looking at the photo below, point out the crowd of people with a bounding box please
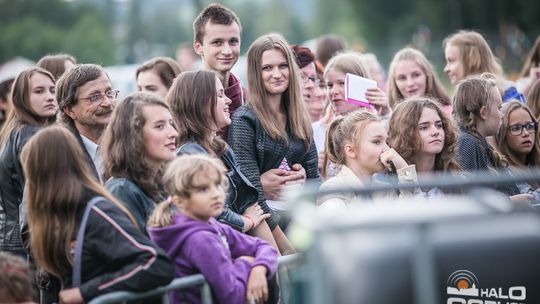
[0,2,540,304]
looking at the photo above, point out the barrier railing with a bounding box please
[88,253,302,304]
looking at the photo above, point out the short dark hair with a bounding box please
[193,3,242,44]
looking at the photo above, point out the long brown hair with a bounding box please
[167,70,226,156]
[246,33,313,147]
[21,126,134,278]
[389,97,460,172]
[0,68,56,147]
[387,47,450,108]
[101,92,173,200]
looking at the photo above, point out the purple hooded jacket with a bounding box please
[148,212,278,304]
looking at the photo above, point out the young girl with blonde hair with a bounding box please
[318,110,417,211]
[148,154,278,304]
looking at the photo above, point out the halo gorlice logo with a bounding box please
[446,270,527,304]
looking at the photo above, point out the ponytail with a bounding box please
[147,197,176,228]
[321,116,345,178]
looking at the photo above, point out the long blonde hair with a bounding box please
[246,33,313,147]
[387,47,450,108]
[21,126,135,278]
[443,30,504,81]
[148,154,228,228]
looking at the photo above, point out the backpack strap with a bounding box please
[72,196,106,287]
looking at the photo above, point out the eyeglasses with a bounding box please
[79,90,119,104]
[508,122,538,136]
[302,75,321,86]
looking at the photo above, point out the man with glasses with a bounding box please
[56,64,118,182]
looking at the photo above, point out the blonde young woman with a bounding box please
[228,33,319,255]
[387,48,451,112]
[318,110,416,211]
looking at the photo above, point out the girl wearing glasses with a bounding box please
[0,67,57,257]
[495,101,540,193]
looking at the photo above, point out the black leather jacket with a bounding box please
[0,125,40,253]
[177,142,260,231]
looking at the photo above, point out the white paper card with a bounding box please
[345,73,377,108]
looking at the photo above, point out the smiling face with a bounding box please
[505,108,536,159]
[394,59,427,98]
[66,72,115,130]
[195,21,240,73]
[28,72,57,119]
[213,76,231,129]
[137,70,169,99]
[417,107,445,156]
[261,48,290,95]
[142,105,178,166]
[326,68,358,115]
[444,44,464,85]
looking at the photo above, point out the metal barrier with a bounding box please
[88,253,302,304]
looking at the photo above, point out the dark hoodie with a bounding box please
[218,73,246,141]
[148,212,277,304]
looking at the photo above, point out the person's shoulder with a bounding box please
[177,141,207,156]
[234,104,254,117]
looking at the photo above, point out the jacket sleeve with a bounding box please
[303,137,321,181]
[185,231,253,303]
[228,108,280,230]
[178,143,246,231]
[79,203,174,301]
[221,222,278,278]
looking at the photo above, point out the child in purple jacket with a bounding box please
[148,154,278,304]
